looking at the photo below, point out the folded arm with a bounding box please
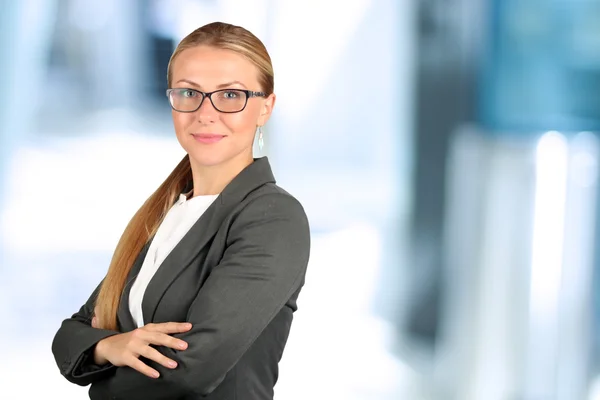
[94,193,310,399]
[51,281,120,386]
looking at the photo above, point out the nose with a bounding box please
[196,95,219,123]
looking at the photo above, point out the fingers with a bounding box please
[139,345,179,370]
[144,322,192,334]
[130,328,188,352]
[128,356,161,379]
[107,322,192,378]
[144,330,188,351]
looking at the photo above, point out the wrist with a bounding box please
[93,338,109,366]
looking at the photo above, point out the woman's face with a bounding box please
[169,45,275,168]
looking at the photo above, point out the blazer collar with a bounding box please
[117,156,276,330]
[182,156,275,204]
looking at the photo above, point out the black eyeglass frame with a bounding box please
[165,88,267,113]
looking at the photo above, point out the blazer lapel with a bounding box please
[140,157,276,325]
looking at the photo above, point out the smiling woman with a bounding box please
[168,43,275,171]
[51,22,310,400]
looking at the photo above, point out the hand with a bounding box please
[93,322,192,379]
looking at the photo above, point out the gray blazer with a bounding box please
[51,157,311,400]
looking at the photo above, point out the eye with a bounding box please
[177,89,198,98]
[222,90,240,99]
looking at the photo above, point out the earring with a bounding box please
[258,126,264,152]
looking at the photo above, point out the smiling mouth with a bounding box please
[191,133,226,144]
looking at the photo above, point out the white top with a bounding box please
[129,192,219,328]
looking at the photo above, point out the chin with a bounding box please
[188,151,230,167]
[183,139,254,169]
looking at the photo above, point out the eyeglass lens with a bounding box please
[169,89,248,112]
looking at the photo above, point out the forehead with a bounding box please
[171,46,260,89]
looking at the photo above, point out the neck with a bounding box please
[189,152,254,197]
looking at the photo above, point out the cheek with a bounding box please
[172,111,195,135]
[221,109,260,135]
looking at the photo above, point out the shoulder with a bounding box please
[222,183,311,264]
[241,183,307,217]
[228,183,310,235]
[246,182,299,200]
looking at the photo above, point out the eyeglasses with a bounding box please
[166,88,266,113]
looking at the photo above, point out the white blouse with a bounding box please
[128,192,219,328]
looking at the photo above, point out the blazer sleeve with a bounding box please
[51,280,121,386]
[94,192,311,399]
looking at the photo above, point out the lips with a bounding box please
[191,133,226,144]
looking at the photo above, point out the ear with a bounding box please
[257,93,276,126]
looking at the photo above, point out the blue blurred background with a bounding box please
[1,0,600,399]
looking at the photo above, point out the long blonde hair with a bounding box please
[94,22,274,330]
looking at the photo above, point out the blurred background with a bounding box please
[1,0,599,399]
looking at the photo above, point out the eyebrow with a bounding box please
[175,79,248,89]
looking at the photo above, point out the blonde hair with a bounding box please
[168,22,274,94]
[94,22,274,330]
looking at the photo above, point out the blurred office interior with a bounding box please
[1,0,599,399]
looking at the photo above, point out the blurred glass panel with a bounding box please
[479,0,600,133]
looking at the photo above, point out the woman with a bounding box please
[51,22,311,400]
